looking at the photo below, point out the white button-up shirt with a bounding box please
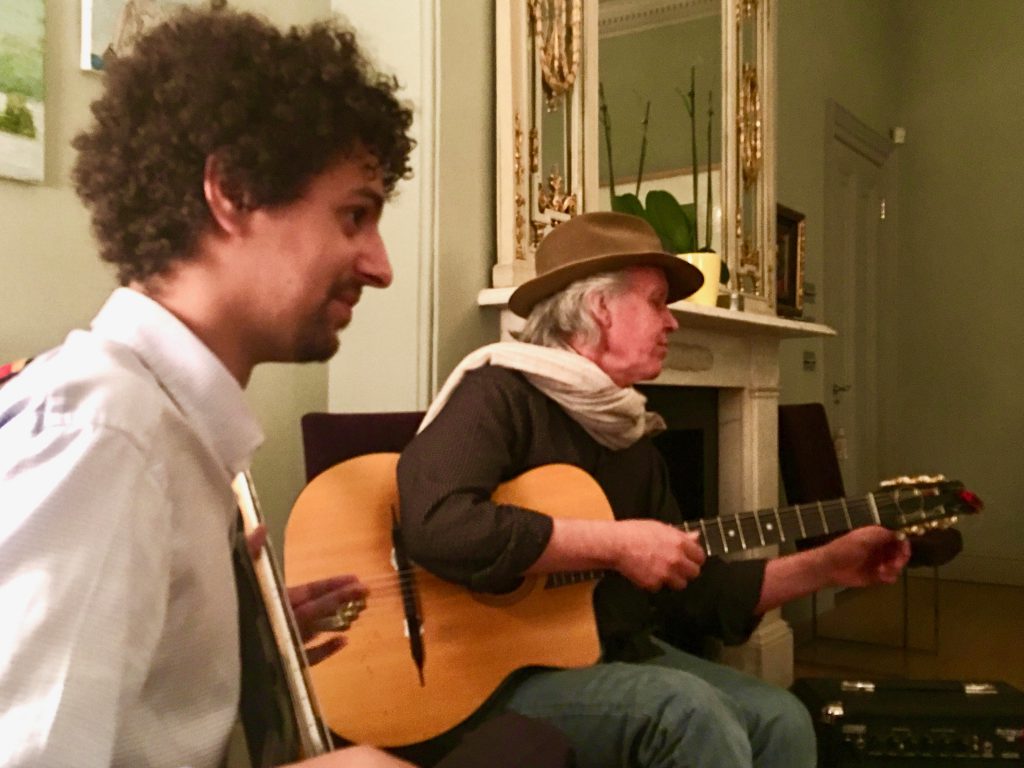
[0,288,264,767]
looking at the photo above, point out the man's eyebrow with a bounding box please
[348,186,385,211]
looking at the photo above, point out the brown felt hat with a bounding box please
[508,212,704,318]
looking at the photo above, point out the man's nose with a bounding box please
[664,306,679,330]
[360,230,393,288]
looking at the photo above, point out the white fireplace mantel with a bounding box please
[478,286,834,341]
[479,288,834,686]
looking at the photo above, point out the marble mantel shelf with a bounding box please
[478,287,835,340]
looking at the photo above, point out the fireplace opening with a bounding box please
[637,385,718,521]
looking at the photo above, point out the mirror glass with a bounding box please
[597,4,723,255]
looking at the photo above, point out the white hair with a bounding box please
[516,269,633,349]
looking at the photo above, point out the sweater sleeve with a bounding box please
[397,368,554,593]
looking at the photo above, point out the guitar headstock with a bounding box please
[874,474,984,534]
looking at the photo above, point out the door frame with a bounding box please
[823,100,899,492]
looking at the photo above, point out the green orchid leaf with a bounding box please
[644,190,696,253]
[719,259,730,285]
[610,192,645,218]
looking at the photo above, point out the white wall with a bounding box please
[326,1,437,413]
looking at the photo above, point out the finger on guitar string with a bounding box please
[613,520,705,592]
[288,573,367,607]
[289,575,369,641]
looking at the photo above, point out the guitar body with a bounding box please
[284,453,605,747]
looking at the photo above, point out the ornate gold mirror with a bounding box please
[493,0,598,288]
[495,0,776,313]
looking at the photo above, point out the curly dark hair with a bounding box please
[72,8,414,284]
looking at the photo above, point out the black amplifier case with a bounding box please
[791,678,1024,765]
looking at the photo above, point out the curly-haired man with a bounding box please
[0,8,420,767]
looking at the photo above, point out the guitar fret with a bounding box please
[866,493,881,525]
[698,519,711,555]
[738,513,763,551]
[774,508,785,543]
[733,515,748,550]
[821,500,841,534]
[759,509,779,545]
[840,497,853,529]
[754,511,766,547]
[817,500,829,533]
[717,517,729,554]
[795,504,808,539]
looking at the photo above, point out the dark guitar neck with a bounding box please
[546,490,890,589]
[682,493,882,557]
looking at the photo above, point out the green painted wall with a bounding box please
[776,0,902,407]
[776,0,1023,583]
[890,0,1024,584]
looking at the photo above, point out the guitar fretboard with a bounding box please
[544,487,943,590]
[682,494,880,557]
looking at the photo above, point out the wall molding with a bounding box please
[598,0,717,38]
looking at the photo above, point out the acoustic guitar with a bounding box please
[284,453,982,748]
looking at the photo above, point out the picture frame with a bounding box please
[0,0,45,183]
[80,0,222,72]
[775,203,806,318]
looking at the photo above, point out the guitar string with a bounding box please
[297,487,951,612]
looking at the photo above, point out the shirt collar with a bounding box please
[91,287,264,476]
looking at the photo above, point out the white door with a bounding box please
[822,102,897,496]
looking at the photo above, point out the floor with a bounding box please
[792,577,1024,691]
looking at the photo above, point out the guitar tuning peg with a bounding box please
[880,475,911,487]
[880,473,948,488]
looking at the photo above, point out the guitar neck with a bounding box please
[681,493,883,557]
[545,492,883,589]
[233,471,333,758]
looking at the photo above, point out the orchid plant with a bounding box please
[601,67,728,283]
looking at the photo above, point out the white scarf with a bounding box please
[419,342,665,450]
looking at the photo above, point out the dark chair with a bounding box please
[300,410,424,483]
[778,403,962,651]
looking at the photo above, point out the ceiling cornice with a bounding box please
[598,0,719,38]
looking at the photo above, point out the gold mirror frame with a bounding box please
[725,0,776,312]
[493,0,599,288]
[495,0,776,313]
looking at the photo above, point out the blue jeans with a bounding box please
[495,638,816,768]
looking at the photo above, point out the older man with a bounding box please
[397,211,911,767]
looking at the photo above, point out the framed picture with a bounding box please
[80,0,221,72]
[0,0,45,183]
[776,203,806,318]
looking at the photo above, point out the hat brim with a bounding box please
[508,251,706,318]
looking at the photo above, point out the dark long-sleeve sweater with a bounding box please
[397,365,766,660]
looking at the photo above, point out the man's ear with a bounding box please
[203,155,250,235]
[588,290,613,331]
